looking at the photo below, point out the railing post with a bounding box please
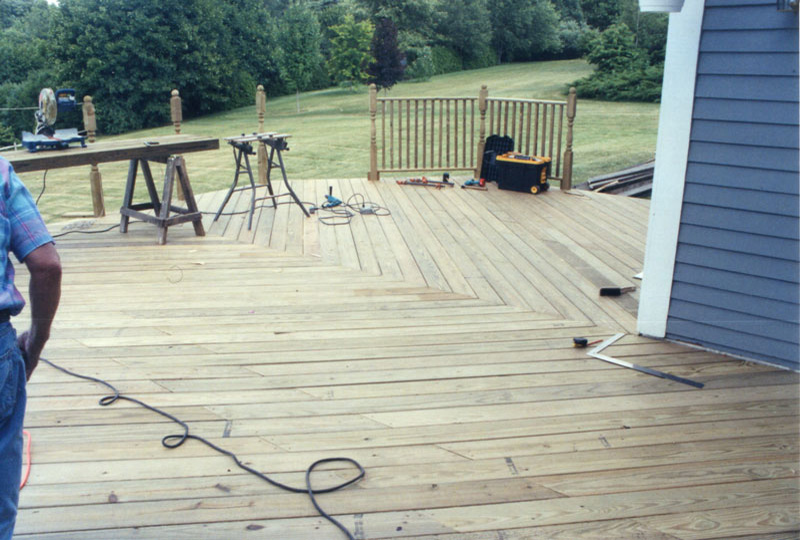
[170,89,185,199]
[474,85,488,181]
[170,89,182,134]
[561,87,576,191]
[82,95,105,217]
[256,85,267,185]
[368,84,379,181]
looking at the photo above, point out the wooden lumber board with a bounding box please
[435,185,564,313]
[359,177,429,286]
[309,178,340,265]
[477,189,639,331]
[441,183,597,321]
[16,477,798,538]
[394,182,486,298]
[451,187,622,325]
[6,135,220,173]
[377,182,455,292]
[298,180,322,258]
[332,178,381,274]
[23,429,796,489]
[261,394,798,452]
[351,177,410,281]
[358,384,798,429]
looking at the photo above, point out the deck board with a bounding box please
[14,178,799,539]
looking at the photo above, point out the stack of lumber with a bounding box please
[577,159,654,198]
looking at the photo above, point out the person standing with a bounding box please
[0,156,61,540]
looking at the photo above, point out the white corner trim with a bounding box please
[637,0,705,338]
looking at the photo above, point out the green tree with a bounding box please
[551,0,584,23]
[0,0,60,139]
[580,0,622,30]
[278,2,324,112]
[327,14,374,88]
[367,18,405,92]
[54,0,251,133]
[490,0,561,63]
[574,22,663,102]
[433,0,491,66]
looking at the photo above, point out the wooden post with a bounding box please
[561,87,576,191]
[474,85,488,181]
[170,89,185,200]
[368,84,379,181]
[82,95,105,217]
[256,85,267,185]
[170,89,182,134]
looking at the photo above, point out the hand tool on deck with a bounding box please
[572,337,603,348]
[322,186,343,208]
[397,176,454,188]
[599,286,636,297]
[588,334,704,389]
[461,178,487,190]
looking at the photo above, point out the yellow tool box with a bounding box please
[496,152,551,194]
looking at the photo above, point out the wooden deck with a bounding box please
[16,177,799,539]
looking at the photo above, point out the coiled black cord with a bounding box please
[39,357,366,539]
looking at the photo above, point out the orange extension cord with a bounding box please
[20,429,31,489]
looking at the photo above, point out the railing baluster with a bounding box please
[556,104,564,177]
[462,99,467,168]
[470,99,475,168]
[548,104,555,161]
[406,100,411,168]
[525,102,532,156]
[389,100,394,169]
[540,103,547,157]
[511,101,517,143]
[438,99,443,168]
[414,100,419,169]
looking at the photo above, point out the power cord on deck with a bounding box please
[38,356,366,539]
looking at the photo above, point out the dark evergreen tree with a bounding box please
[367,18,405,92]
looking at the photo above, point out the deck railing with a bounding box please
[368,84,576,189]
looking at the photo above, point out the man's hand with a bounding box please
[17,330,37,381]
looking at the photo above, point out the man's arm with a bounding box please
[19,242,61,380]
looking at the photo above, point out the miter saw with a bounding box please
[21,88,86,152]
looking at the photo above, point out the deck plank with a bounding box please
[15,177,798,540]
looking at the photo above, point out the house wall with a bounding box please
[665,0,799,369]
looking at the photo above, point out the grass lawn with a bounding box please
[14,59,660,222]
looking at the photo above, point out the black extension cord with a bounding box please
[38,357,366,539]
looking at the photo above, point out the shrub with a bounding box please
[431,46,462,75]
[404,46,435,81]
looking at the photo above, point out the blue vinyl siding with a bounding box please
[665,1,800,370]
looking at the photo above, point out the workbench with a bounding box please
[214,132,309,230]
[4,134,219,216]
[4,135,219,244]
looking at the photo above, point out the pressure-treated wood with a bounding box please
[15,178,799,539]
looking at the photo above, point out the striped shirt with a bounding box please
[0,157,54,316]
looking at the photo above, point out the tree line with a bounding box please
[0,0,666,143]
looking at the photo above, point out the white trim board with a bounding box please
[637,0,705,338]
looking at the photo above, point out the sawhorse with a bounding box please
[214,132,309,230]
[119,155,205,245]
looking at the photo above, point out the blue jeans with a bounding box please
[0,323,24,540]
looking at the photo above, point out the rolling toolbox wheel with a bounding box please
[530,185,540,195]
